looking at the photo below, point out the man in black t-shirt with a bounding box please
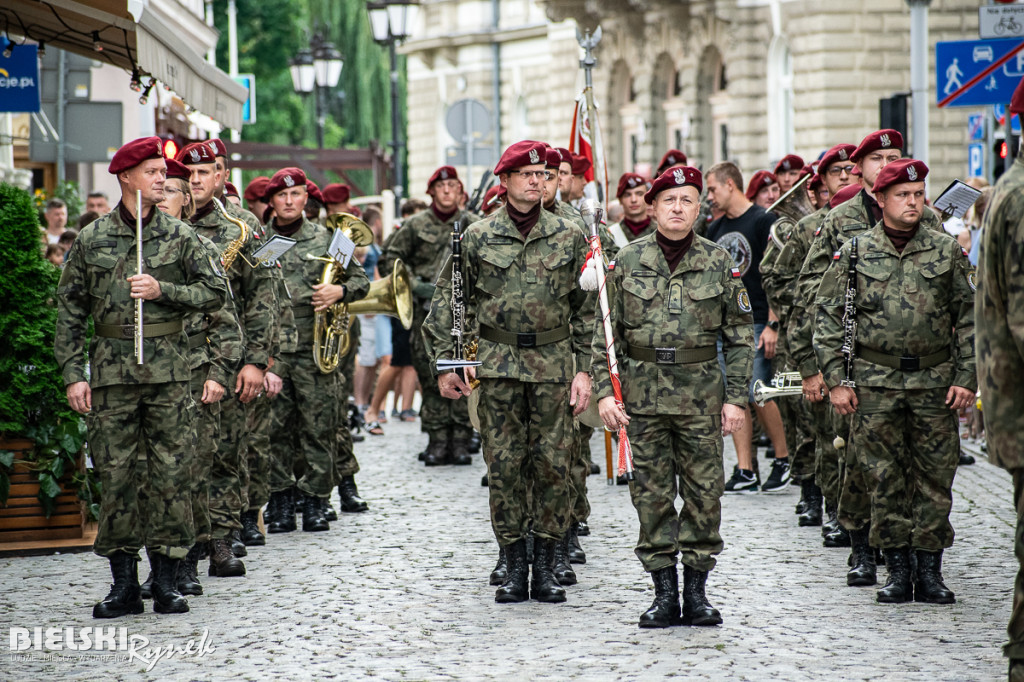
[705,162,791,494]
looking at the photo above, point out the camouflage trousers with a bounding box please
[1006,470,1024,660]
[243,394,272,512]
[849,386,958,550]
[627,413,725,573]
[209,368,248,539]
[189,366,220,544]
[88,382,195,560]
[782,397,816,482]
[268,350,339,498]
[334,336,360,479]
[412,308,473,441]
[478,378,573,544]
[570,425,592,523]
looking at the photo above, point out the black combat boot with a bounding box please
[177,544,204,596]
[795,479,809,515]
[525,531,535,563]
[489,546,508,586]
[468,431,482,454]
[423,435,450,466]
[240,509,266,546]
[821,500,839,538]
[302,494,330,532]
[338,475,369,512]
[638,565,681,628]
[552,532,577,586]
[589,460,600,475]
[530,538,567,603]
[323,498,339,522]
[823,517,851,548]
[266,490,296,533]
[567,524,586,564]
[681,565,722,626]
[93,552,144,619]
[797,481,823,527]
[846,528,877,587]
[914,549,955,604]
[150,552,189,614]
[208,538,246,577]
[450,437,472,466]
[139,548,154,599]
[481,473,489,487]
[230,530,248,557]
[575,520,590,537]
[877,547,913,603]
[495,540,529,603]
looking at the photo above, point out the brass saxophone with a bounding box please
[211,197,250,271]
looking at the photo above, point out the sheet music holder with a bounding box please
[251,235,297,265]
[933,180,983,220]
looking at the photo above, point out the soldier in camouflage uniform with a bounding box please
[261,167,369,534]
[815,159,975,605]
[380,166,479,466]
[595,165,753,629]
[425,140,594,605]
[177,142,281,577]
[975,88,1024,678]
[56,137,227,617]
[599,173,657,260]
[767,144,856,527]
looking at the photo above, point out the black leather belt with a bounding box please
[856,345,951,371]
[187,332,208,350]
[94,320,183,339]
[626,344,718,364]
[479,324,571,349]
[291,306,315,319]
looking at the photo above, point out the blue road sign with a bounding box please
[969,143,985,178]
[936,38,1024,108]
[968,113,986,140]
[993,103,1022,134]
[233,74,256,124]
[0,39,40,113]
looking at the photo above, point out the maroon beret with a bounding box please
[224,181,240,198]
[871,158,928,194]
[657,149,688,174]
[829,183,862,209]
[616,173,648,198]
[494,140,548,175]
[809,173,824,191]
[644,165,703,204]
[322,183,351,204]
[745,170,778,200]
[108,136,164,175]
[207,138,228,157]
[1012,76,1024,116]
[243,176,270,202]
[818,144,857,173]
[545,148,564,169]
[427,166,459,191]
[176,142,216,166]
[851,129,903,163]
[305,180,325,205]
[555,148,573,166]
[773,154,804,174]
[164,158,192,182]
[264,167,307,200]
[571,154,591,176]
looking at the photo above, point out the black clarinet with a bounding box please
[436,221,481,377]
[839,237,858,388]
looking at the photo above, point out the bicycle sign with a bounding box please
[980,5,1024,40]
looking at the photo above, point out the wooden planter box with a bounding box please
[0,438,86,544]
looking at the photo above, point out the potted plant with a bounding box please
[0,182,99,543]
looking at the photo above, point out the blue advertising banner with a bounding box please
[0,39,40,113]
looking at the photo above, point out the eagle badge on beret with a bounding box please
[529,149,540,164]
[880,133,892,148]
[189,148,201,163]
[284,175,295,187]
[907,165,918,181]
[674,168,685,185]
[838,149,848,160]
[440,169,449,179]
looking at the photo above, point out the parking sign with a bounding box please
[968,143,985,178]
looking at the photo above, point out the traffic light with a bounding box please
[993,134,1019,180]
[162,137,178,160]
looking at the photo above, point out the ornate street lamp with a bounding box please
[290,35,344,149]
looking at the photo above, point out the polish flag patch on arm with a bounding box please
[731,267,742,278]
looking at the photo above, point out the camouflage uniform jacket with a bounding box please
[191,203,281,369]
[265,217,370,377]
[185,233,243,388]
[760,206,827,324]
[379,207,481,305]
[56,205,227,388]
[976,155,1024,470]
[592,233,754,416]
[790,189,941,378]
[598,218,658,261]
[814,221,976,392]
[425,205,594,383]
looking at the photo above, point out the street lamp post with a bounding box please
[368,1,419,212]
[289,33,344,149]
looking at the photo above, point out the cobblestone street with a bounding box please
[0,420,1015,681]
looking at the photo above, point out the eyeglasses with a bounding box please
[827,164,856,177]
[509,170,552,181]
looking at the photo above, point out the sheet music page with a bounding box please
[251,235,297,264]
[933,180,982,220]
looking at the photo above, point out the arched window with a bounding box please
[767,35,794,160]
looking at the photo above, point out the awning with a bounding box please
[0,0,247,129]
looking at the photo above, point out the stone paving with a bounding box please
[0,419,1015,681]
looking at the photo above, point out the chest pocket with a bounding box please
[84,241,122,298]
[144,241,180,280]
[477,247,517,297]
[855,255,892,311]
[688,281,724,330]
[918,258,951,307]
[540,248,575,297]
[621,275,658,327]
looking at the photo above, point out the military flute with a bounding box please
[134,189,144,364]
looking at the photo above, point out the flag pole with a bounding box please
[578,27,608,208]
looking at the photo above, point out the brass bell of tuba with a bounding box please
[346,258,415,330]
[313,213,375,374]
[766,173,816,249]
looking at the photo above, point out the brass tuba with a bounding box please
[313,213,375,374]
[346,258,415,330]
[767,174,815,249]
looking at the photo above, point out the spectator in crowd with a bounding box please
[42,198,68,245]
[85,192,111,215]
[57,229,79,265]
[45,243,65,267]
[77,211,99,230]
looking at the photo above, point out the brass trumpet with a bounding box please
[752,371,804,406]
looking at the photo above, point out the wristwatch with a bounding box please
[250,362,268,371]
[767,320,780,332]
